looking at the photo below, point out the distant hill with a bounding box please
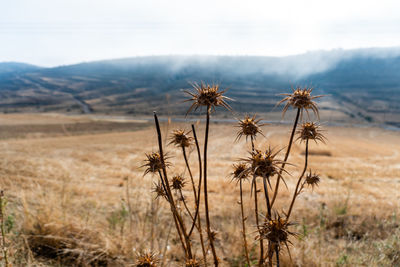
[0,48,399,126]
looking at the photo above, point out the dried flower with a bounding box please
[305,171,321,189]
[136,251,159,267]
[152,181,167,200]
[184,82,232,114]
[169,129,193,148]
[296,122,326,144]
[142,152,168,176]
[236,114,265,141]
[230,163,250,183]
[278,86,323,118]
[257,213,296,248]
[185,258,201,267]
[244,148,286,178]
[171,175,186,190]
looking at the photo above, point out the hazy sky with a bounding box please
[2,0,400,66]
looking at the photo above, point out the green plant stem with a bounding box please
[270,108,301,208]
[287,138,309,220]
[203,106,219,266]
[239,179,251,266]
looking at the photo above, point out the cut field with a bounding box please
[0,113,399,266]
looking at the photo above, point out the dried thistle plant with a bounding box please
[142,152,169,176]
[135,251,159,267]
[169,129,193,148]
[171,175,186,190]
[305,171,321,190]
[184,82,232,114]
[296,122,326,144]
[236,114,265,142]
[278,86,323,119]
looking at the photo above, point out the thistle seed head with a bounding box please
[152,182,167,200]
[135,251,159,267]
[236,114,265,141]
[278,86,323,118]
[143,152,168,176]
[245,148,285,178]
[258,213,295,246]
[184,82,232,114]
[230,163,250,183]
[305,171,321,189]
[296,122,326,144]
[169,129,193,148]
[185,258,201,267]
[171,175,186,190]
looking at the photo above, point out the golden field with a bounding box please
[0,113,399,266]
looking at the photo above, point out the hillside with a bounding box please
[0,48,399,126]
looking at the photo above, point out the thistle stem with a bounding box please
[251,137,264,267]
[271,108,301,208]
[275,246,280,267]
[262,175,272,219]
[239,179,251,266]
[154,112,193,259]
[204,106,219,266]
[190,125,208,266]
[287,138,309,220]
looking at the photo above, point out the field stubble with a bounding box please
[0,114,399,266]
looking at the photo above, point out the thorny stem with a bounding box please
[262,175,272,219]
[158,171,186,254]
[275,246,280,267]
[239,180,251,266]
[190,124,208,266]
[271,108,301,208]
[154,113,193,259]
[0,191,9,267]
[204,106,219,266]
[182,146,198,203]
[179,189,195,221]
[287,138,309,220]
[251,137,264,267]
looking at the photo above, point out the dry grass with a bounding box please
[0,114,399,266]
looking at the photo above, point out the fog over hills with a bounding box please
[0,47,399,126]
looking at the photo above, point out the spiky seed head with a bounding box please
[135,251,159,267]
[258,213,296,247]
[171,175,186,190]
[236,114,265,141]
[278,86,323,118]
[152,182,166,200]
[169,129,193,148]
[231,163,250,183]
[143,152,167,176]
[245,148,284,178]
[305,171,321,189]
[209,229,218,242]
[296,122,326,144]
[184,82,232,114]
[185,258,201,267]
